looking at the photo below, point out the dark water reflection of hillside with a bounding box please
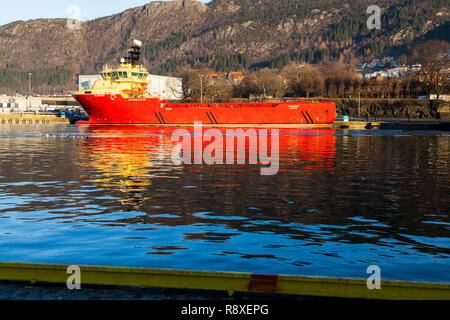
[0,126,448,282]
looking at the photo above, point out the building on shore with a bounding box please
[430,94,450,101]
[147,74,182,100]
[77,74,183,100]
[0,94,82,113]
[78,75,102,92]
[227,72,245,85]
[0,94,41,113]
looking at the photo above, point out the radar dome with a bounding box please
[133,40,142,48]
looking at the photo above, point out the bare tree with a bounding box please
[255,68,287,98]
[234,74,260,98]
[320,62,359,98]
[178,66,232,102]
[410,40,450,100]
[282,63,323,97]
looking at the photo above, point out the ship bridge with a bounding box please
[100,64,150,84]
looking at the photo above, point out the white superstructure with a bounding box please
[78,74,182,100]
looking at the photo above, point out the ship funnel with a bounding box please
[133,40,142,48]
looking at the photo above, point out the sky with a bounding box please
[0,0,210,27]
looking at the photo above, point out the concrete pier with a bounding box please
[333,120,450,131]
[0,113,70,125]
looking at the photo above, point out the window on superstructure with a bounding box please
[123,72,128,78]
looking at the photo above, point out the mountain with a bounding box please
[0,0,448,92]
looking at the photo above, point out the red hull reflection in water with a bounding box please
[79,126,336,204]
[80,125,336,165]
[277,129,336,172]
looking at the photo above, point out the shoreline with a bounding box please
[1,114,449,131]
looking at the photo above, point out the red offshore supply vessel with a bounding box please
[73,40,336,125]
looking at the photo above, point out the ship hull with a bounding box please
[73,94,336,125]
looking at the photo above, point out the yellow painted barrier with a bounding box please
[0,262,449,300]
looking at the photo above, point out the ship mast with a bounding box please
[125,40,143,66]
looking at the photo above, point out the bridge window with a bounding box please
[137,73,148,80]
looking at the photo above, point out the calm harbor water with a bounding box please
[0,125,449,283]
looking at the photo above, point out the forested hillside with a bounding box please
[0,0,448,93]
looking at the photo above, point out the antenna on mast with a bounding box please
[126,40,143,65]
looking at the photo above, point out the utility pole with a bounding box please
[199,74,204,103]
[358,91,361,118]
[28,73,32,109]
[358,77,362,119]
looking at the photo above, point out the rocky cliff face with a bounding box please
[0,0,448,91]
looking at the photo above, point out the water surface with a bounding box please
[0,125,448,282]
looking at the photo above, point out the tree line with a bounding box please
[178,40,449,102]
[0,65,72,94]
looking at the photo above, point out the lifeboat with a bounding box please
[122,84,147,96]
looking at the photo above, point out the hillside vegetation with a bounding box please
[0,0,448,93]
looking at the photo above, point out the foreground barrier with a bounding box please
[0,262,449,300]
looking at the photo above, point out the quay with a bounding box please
[0,113,70,125]
[0,262,449,300]
[1,114,449,130]
[0,94,83,125]
[333,119,450,131]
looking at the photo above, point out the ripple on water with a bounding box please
[0,126,448,282]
